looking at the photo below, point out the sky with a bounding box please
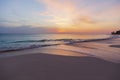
[0,0,120,34]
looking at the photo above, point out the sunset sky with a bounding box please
[0,0,120,34]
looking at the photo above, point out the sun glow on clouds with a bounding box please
[0,0,120,34]
[38,0,79,27]
[37,0,120,33]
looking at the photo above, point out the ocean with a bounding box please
[0,34,120,63]
[0,34,110,52]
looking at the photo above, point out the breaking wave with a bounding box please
[0,35,119,53]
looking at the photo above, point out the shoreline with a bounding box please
[0,35,119,54]
[0,36,120,80]
[0,37,120,63]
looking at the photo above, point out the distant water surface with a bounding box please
[0,34,110,52]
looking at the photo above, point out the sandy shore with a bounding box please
[0,53,120,80]
[0,37,120,80]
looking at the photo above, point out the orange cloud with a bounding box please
[36,0,120,34]
[38,0,83,27]
[38,0,98,27]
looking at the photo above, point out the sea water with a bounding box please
[0,34,120,63]
[0,34,109,52]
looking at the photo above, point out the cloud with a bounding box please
[95,3,120,19]
[37,0,98,27]
[1,0,119,34]
[0,25,58,34]
[73,16,96,26]
[37,0,80,26]
[40,0,77,13]
[36,0,120,34]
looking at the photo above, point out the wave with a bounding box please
[12,39,80,43]
[11,35,119,43]
[0,44,60,53]
[0,35,119,53]
[66,35,120,44]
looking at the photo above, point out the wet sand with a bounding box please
[110,45,120,48]
[0,53,120,80]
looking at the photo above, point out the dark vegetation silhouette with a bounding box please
[111,30,120,35]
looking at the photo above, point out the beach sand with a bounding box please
[0,53,120,80]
